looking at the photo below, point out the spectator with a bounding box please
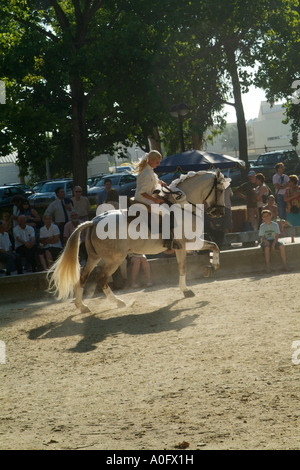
[255,173,271,224]
[38,214,62,270]
[13,215,38,272]
[128,253,152,288]
[258,209,288,273]
[44,187,73,242]
[0,220,23,275]
[20,199,41,238]
[71,186,91,221]
[63,210,87,263]
[97,178,113,205]
[272,162,289,219]
[223,185,233,233]
[11,195,25,228]
[262,195,278,219]
[235,170,258,230]
[1,211,13,246]
[284,175,300,243]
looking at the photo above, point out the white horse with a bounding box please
[48,169,230,312]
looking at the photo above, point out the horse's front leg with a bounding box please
[175,248,195,298]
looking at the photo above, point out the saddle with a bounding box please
[127,197,181,250]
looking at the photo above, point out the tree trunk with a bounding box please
[224,44,249,169]
[190,117,203,150]
[71,75,88,195]
[148,126,163,154]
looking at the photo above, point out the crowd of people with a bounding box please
[0,185,90,277]
[235,161,300,271]
[1,157,299,279]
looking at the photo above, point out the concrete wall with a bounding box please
[1,243,299,302]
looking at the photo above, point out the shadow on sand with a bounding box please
[28,298,209,353]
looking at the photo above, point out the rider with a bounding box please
[134,150,181,250]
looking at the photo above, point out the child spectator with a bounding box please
[258,210,288,273]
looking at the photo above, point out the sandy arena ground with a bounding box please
[0,271,300,450]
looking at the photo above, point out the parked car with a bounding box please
[28,179,73,208]
[250,150,300,181]
[87,174,104,189]
[88,173,137,202]
[110,165,134,174]
[0,185,26,209]
[31,180,51,193]
[5,183,35,197]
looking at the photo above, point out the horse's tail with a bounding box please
[47,221,94,300]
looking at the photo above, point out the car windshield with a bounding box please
[40,182,66,193]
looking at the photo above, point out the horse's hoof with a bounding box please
[116,299,126,308]
[78,304,90,313]
[204,265,213,277]
[183,289,195,298]
[213,263,220,270]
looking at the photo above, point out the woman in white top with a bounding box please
[134,150,180,249]
[134,150,166,205]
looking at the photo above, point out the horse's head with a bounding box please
[166,169,231,217]
[203,169,231,218]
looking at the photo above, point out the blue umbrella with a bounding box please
[155,149,245,173]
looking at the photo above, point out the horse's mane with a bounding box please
[168,169,217,191]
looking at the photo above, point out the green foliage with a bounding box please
[0,0,299,186]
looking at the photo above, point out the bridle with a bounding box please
[161,174,225,216]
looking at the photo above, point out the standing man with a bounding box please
[71,186,90,221]
[45,187,73,242]
[97,178,113,206]
[235,170,258,230]
[272,162,289,220]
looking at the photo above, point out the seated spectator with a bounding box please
[71,186,91,221]
[20,199,41,238]
[0,220,23,275]
[1,211,14,246]
[38,215,62,270]
[258,209,288,273]
[11,195,25,228]
[13,215,38,272]
[128,253,152,288]
[63,210,87,263]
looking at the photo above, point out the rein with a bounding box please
[161,174,222,213]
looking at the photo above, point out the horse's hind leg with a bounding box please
[96,256,127,308]
[74,256,100,313]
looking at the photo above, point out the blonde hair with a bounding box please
[137,150,162,174]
